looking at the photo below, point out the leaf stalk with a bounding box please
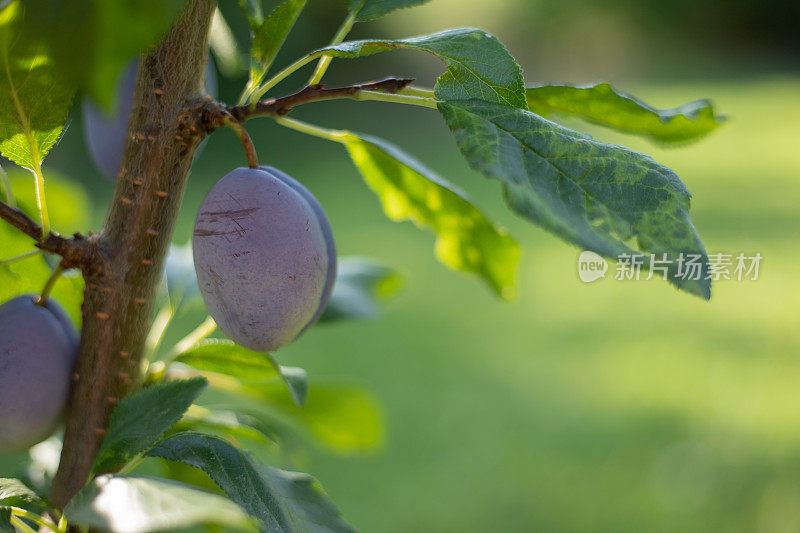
[308,11,357,85]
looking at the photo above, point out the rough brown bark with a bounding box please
[50,0,216,510]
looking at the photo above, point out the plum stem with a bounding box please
[223,115,259,168]
[38,263,65,305]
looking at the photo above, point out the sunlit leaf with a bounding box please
[93,378,208,474]
[320,257,403,322]
[439,99,711,299]
[176,406,278,449]
[0,478,44,509]
[342,133,519,298]
[65,475,255,533]
[525,83,725,145]
[319,28,526,108]
[0,1,73,170]
[251,383,384,454]
[174,339,307,406]
[250,0,306,79]
[22,0,187,108]
[237,0,264,27]
[167,362,384,454]
[146,432,355,532]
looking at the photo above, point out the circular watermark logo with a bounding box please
[577,251,608,283]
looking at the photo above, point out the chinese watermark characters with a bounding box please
[577,252,762,283]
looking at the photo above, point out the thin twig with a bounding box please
[0,199,102,273]
[190,77,415,137]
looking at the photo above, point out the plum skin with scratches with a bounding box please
[192,167,335,352]
[0,295,78,451]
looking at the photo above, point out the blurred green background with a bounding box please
[5,0,800,531]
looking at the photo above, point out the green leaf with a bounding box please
[22,0,187,108]
[65,475,255,533]
[167,366,384,454]
[320,257,403,322]
[439,99,711,299]
[175,339,307,406]
[251,383,384,454]
[0,2,74,171]
[342,133,519,298]
[320,28,526,108]
[525,83,725,145]
[0,478,43,509]
[93,378,208,474]
[237,0,264,27]
[194,371,384,454]
[347,0,431,21]
[250,0,306,80]
[176,406,279,449]
[146,432,355,532]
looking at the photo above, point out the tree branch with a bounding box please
[0,200,104,273]
[50,0,216,510]
[187,77,414,136]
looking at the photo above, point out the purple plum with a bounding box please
[260,166,336,330]
[192,167,331,351]
[0,295,78,451]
